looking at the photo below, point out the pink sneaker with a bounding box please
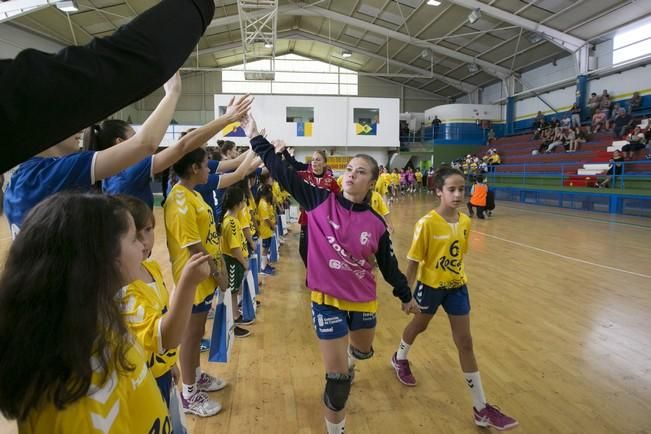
[474,404,519,431]
[391,352,416,386]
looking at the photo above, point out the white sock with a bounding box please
[396,339,411,360]
[195,367,202,383]
[347,348,355,369]
[261,253,268,270]
[325,418,345,434]
[182,383,196,399]
[464,371,487,411]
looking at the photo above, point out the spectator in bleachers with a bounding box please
[628,91,642,114]
[611,107,633,138]
[570,103,582,128]
[600,90,611,111]
[561,114,571,129]
[596,150,624,188]
[486,128,496,146]
[606,103,622,130]
[567,126,588,152]
[591,110,608,133]
[545,127,569,153]
[622,126,647,159]
[588,92,600,115]
[534,111,545,129]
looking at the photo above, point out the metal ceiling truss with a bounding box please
[237,0,278,77]
[0,0,61,24]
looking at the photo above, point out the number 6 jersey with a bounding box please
[407,210,471,290]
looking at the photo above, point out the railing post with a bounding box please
[561,164,564,187]
[620,162,625,190]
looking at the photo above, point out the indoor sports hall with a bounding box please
[1,1,650,433]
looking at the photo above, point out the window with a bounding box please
[221,54,358,95]
[612,17,651,65]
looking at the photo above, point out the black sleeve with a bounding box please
[0,0,215,172]
[375,231,412,303]
[251,135,328,211]
[282,149,309,171]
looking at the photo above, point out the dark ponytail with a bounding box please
[83,119,131,152]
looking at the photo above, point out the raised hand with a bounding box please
[163,71,182,96]
[225,94,253,123]
[240,114,260,139]
[272,139,287,154]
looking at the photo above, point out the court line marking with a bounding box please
[473,230,651,279]
[500,204,651,230]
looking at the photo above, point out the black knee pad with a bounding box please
[323,372,352,412]
[349,345,374,361]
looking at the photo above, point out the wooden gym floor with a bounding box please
[1,194,650,434]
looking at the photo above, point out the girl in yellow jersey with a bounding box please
[117,195,211,432]
[370,190,394,233]
[221,186,253,338]
[164,148,227,418]
[256,184,276,275]
[0,193,169,433]
[391,167,518,431]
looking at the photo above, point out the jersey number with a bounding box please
[449,240,460,257]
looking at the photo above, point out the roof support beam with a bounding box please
[446,0,586,53]
[207,3,512,79]
[0,0,60,23]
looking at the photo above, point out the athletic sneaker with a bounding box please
[234,326,251,338]
[473,404,519,431]
[199,338,210,352]
[181,391,221,417]
[234,316,255,326]
[197,372,227,392]
[391,352,416,386]
[260,266,275,276]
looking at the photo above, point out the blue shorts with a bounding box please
[413,282,470,316]
[191,291,214,314]
[311,302,376,340]
[262,237,272,249]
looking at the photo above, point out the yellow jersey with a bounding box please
[222,213,248,259]
[336,175,344,188]
[407,210,471,289]
[164,183,220,305]
[375,173,390,195]
[272,181,283,205]
[120,260,177,379]
[370,191,389,217]
[237,205,251,231]
[247,195,258,236]
[415,171,423,182]
[256,198,274,239]
[391,173,400,186]
[19,344,169,434]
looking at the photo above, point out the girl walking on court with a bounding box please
[242,114,418,434]
[391,167,518,431]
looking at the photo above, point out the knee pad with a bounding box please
[323,372,352,412]
[348,345,374,361]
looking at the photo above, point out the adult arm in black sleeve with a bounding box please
[251,135,328,211]
[282,149,309,171]
[0,0,215,172]
[375,231,412,303]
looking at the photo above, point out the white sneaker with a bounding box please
[181,391,221,417]
[197,372,227,392]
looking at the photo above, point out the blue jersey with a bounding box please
[103,156,154,208]
[194,160,223,223]
[3,152,96,238]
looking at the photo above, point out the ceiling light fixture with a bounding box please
[264,42,273,48]
[56,0,78,12]
[467,63,479,73]
[427,0,442,5]
[467,8,481,25]
[527,32,544,44]
[342,49,352,58]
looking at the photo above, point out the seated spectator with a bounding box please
[545,127,568,153]
[488,150,501,165]
[588,92,600,115]
[597,150,624,188]
[600,89,611,110]
[622,126,647,159]
[570,103,582,128]
[535,127,554,153]
[486,128,496,146]
[567,126,588,152]
[607,103,622,130]
[561,115,572,129]
[534,111,545,129]
[628,91,641,114]
[592,110,608,133]
[612,108,633,138]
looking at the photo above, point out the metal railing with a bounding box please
[400,124,490,146]
[483,159,651,191]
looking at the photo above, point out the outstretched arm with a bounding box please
[0,0,215,172]
[242,115,328,211]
